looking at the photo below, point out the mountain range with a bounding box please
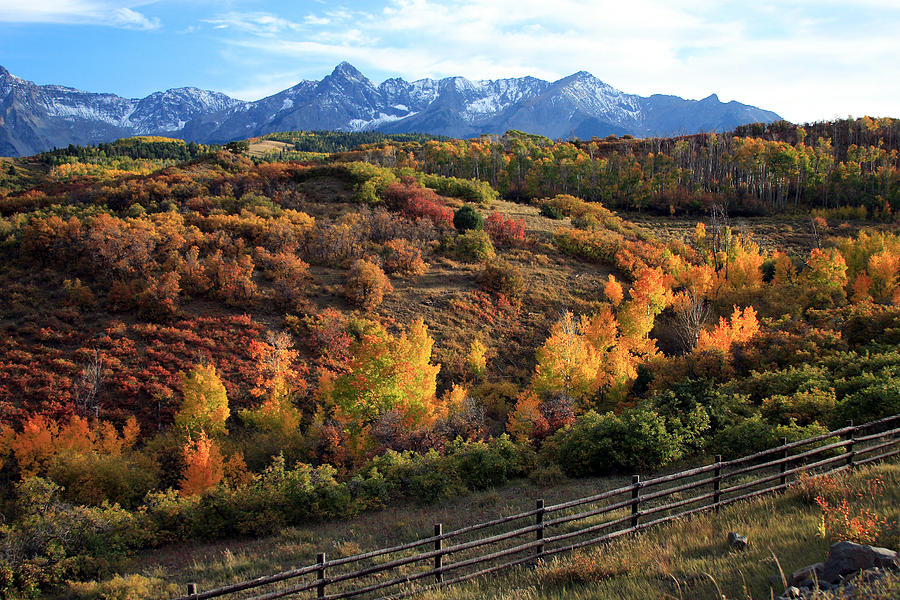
[0,62,781,157]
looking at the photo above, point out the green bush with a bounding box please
[773,420,831,445]
[455,229,495,262]
[446,435,533,490]
[835,369,900,425]
[342,162,399,203]
[420,174,497,205]
[739,365,831,404]
[171,458,356,540]
[711,414,776,459]
[453,205,484,232]
[363,436,532,502]
[571,214,601,230]
[0,478,143,598]
[761,388,837,426]
[369,450,464,502]
[539,203,564,219]
[543,411,625,477]
[545,406,704,477]
[613,407,697,471]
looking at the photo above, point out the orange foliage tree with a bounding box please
[507,390,549,442]
[696,305,760,354]
[240,331,305,437]
[382,239,428,278]
[0,414,140,479]
[771,251,797,287]
[603,274,623,306]
[180,430,225,496]
[725,234,764,289]
[867,251,898,302]
[466,338,488,379]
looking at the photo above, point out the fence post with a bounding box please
[186,583,197,597]
[316,552,326,599]
[779,437,789,489]
[434,523,443,583]
[713,455,722,513]
[631,475,641,529]
[535,499,545,559]
[847,420,855,468]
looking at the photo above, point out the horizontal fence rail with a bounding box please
[173,414,900,600]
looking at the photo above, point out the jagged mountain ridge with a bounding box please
[0,65,241,156]
[0,62,780,156]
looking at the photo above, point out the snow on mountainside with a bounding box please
[0,65,243,156]
[0,62,781,156]
[128,88,241,132]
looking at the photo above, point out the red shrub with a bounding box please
[485,211,525,247]
[386,181,454,230]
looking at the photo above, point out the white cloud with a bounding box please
[0,1,160,30]
[205,0,900,121]
[110,7,158,29]
[204,12,301,36]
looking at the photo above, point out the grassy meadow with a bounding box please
[90,461,900,600]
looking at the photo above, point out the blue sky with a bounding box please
[1,0,898,123]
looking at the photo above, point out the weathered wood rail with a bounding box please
[174,414,899,600]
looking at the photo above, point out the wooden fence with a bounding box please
[175,414,899,600]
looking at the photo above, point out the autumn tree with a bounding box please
[532,312,601,401]
[136,271,181,320]
[467,338,488,378]
[629,267,674,316]
[851,273,874,303]
[801,248,848,292]
[603,274,623,306]
[240,331,304,437]
[507,390,549,442]
[381,239,427,278]
[867,250,898,302]
[344,258,393,311]
[725,234,764,289]
[696,305,760,354]
[175,363,230,437]
[87,213,157,281]
[255,247,311,309]
[180,430,225,496]
[320,318,441,430]
[0,415,148,505]
[771,251,797,287]
[535,273,670,409]
[581,306,649,406]
[3,414,57,477]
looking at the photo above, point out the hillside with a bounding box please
[0,127,899,598]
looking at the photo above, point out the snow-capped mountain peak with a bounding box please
[0,63,781,157]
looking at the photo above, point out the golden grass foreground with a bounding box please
[417,462,899,600]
